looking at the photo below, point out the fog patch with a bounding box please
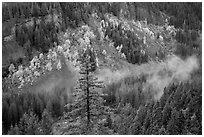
[97,55,199,100]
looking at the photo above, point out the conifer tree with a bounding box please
[66,51,112,134]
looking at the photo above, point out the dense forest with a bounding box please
[2,2,202,135]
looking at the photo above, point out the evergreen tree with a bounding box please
[40,109,54,134]
[167,108,181,134]
[66,53,112,134]
[8,111,42,135]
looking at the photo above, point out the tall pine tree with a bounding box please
[66,51,112,134]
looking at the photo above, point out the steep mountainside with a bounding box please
[2,2,202,135]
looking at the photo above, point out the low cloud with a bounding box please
[97,55,199,100]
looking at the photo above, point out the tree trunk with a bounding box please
[86,66,90,128]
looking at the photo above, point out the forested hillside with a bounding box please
[2,2,202,135]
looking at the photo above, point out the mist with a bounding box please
[23,57,78,102]
[97,55,199,100]
[24,54,199,101]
